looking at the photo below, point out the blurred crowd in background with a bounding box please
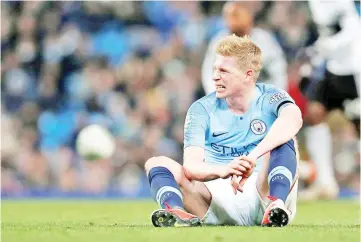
[1,1,359,198]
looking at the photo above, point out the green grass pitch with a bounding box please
[1,200,360,242]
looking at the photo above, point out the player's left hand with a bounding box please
[231,156,256,194]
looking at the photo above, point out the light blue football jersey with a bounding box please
[184,83,295,172]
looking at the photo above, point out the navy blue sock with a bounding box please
[268,139,297,203]
[148,166,184,209]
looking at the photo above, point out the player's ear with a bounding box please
[245,69,254,82]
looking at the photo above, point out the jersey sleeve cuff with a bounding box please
[276,100,295,116]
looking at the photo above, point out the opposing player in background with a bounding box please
[202,2,288,93]
[299,0,360,200]
[145,35,303,227]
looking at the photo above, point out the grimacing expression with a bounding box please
[213,55,253,98]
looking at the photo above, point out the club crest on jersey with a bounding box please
[250,119,267,135]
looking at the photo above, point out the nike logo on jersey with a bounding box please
[212,132,228,137]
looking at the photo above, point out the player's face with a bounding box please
[213,55,254,98]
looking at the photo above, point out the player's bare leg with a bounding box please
[144,156,212,227]
[256,138,299,227]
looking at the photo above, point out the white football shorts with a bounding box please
[201,172,298,226]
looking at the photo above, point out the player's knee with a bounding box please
[305,102,327,125]
[271,140,296,159]
[144,156,185,185]
[144,156,178,174]
[145,156,165,173]
[269,140,297,177]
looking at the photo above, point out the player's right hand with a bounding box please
[218,157,252,179]
[231,156,257,194]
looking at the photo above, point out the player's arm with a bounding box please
[182,103,245,182]
[248,93,303,160]
[248,104,302,160]
[184,148,246,182]
[233,90,302,193]
[184,146,233,181]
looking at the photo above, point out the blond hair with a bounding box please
[215,35,263,78]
